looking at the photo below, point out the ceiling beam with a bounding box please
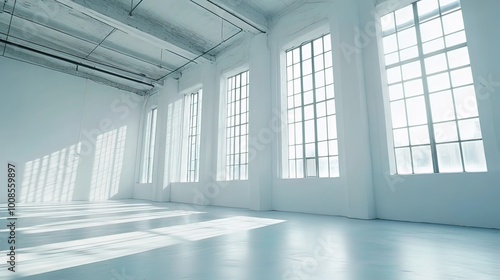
[56,0,215,62]
[190,0,268,34]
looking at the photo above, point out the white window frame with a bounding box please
[140,106,157,183]
[379,0,487,175]
[217,69,250,181]
[180,90,203,183]
[282,32,340,179]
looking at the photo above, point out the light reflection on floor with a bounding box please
[0,200,499,280]
[0,201,285,279]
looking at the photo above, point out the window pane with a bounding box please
[458,118,482,140]
[319,157,329,177]
[302,43,312,60]
[314,55,325,71]
[318,141,328,157]
[395,5,415,30]
[420,17,443,42]
[398,27,417,49]
[315,71,326,87]
[317,117,328,141]
[440,0,461,12]
[325,68,334,85]
[304,105,314,120]
[305,120,315,143]
[423,37,445,54]
[304,90,314,105]
[287,51,293,67]
[326,85,335,99]
[400,46,419,62]
[293,48,300,64]
[296,146,303,158]
[445,30,466,47]
[395,148,412,174]
[409,125,430,145]
[306,143,316,157]
[430,90,455,122]
[401,61,422,80]
[442,10,464,35]
[293,64,301,79]
[427,72,451,93]
[434,121,458,143]
[389,83,404,100]
[327,100,336,115]
[303,59,313,76]
[404,79,424,98]
[296,160,304,178]
[447,47,470,69]
[313,38,323,55]
[304,74,313,91]
[390,100,408,128]
[436,143,463,173]
[317,101,326,118]
[324,35,332,52]
[425,53,448,75]
[329,140,339,156]
[418,0,439,21]
[387,66,402,84]
[453,85,479,118]
[327,115,337,139]
[393,128,409,147]
[329,156,340,177]
[295,123,303,144]
[383,34,398,54]
[450,67,474,87]
[316,87,326,102]
[412,145,433,174]
[462,141,487,172]
[324,52,333,68]
[406,96,428,126]
[306,158,316,177]
[381,13,396,35]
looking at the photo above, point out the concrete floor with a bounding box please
[1,200,499,280]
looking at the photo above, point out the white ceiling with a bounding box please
[0,0,307,95]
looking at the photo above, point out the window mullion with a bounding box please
[187,95,193,181]
[194,93,200,180]
[311,41,320,177]
[413,2,439,173]
[299,47,307,178]
[232,88,237,180]
[238,77,242,178]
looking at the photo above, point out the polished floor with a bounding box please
[1,200,499,280]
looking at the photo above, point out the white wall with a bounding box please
[270,1,376,219]
[362,0,500,229]
[0,57,142,203]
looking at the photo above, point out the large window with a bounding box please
[184,90,202,182]
[141,107,157,183]
[285,34,339,179]
[381,0,487,174]
[225,71,249,181]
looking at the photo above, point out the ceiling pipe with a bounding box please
[156,28,243,81]
[192,0,267,34]
[129,0,145,16]
[0,38,155,88]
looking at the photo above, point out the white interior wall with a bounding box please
[270,1,376,218]
[362,0,500,229]
[0,57,142,203]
